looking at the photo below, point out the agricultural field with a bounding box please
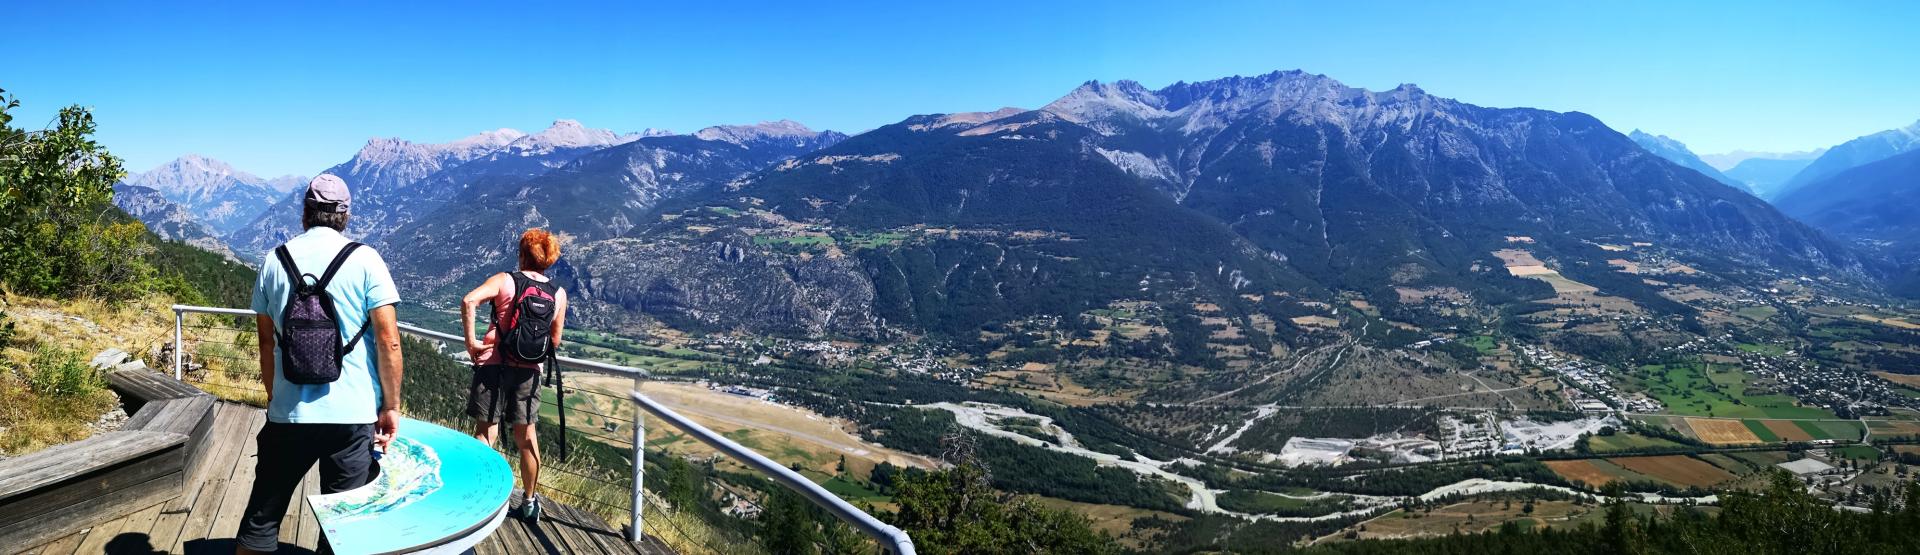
[1584,433,1685,453]
[1728,450,1790,467]
[1866,419,1920,437]
[1873,372,1920,389]
[1609,455,1736,488]
[1544,459,1640,487]
[1734,306,1779,322]
[1828,445,1880,461]
[1795,420,1865,441]
[1630,362,1836,420]
[1685,418,1762,445]
[1548,455,1741,489]
[1735,342,1787,356]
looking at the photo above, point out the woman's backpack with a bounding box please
[273,243,368,385]
[500,272,560,364]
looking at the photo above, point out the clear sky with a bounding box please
[3,0,1915,177]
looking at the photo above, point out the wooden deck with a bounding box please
[24,402,672,555]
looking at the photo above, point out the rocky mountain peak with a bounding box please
[694,120,826,144]
[503,119,635,154]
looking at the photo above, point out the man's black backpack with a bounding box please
[273,243,369,385]
[499,272,560,364]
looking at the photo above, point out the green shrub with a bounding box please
[26,346,106,408]
[0,309,14,347]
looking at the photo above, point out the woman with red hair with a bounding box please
[460,228,568,522]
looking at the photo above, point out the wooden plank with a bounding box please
[0,469,180,552]
[31,530,84,555]
[0,441,184,528]
[69,512,127,555]
[170,403,245,549]
[294,467,320,551]
[167,403,248,513]
[207,409,267,539]
[145,482,206,554]
[554,502,632,555]
[170,477,227,554]
[0,431,187,499]
[119,398,173,431]
[173,396,219,489]
[113,502,165,537]
[534,504,598,555]
[108,369,207,401]
[492,495,542,555]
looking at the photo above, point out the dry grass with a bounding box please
[1685,418,1762,445]
[1031,496,1186,549]
[1874,372,1920,388]
[1493,249,1545,267]
[1336,500,1595,542]
[575,378,938,474]
[0,291,183,455]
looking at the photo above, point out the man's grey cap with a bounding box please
[305,174,351,212]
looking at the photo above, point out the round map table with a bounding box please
[306,417,514,554]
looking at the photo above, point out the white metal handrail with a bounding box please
[171,304,916,555]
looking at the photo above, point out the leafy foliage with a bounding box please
[888,460,1120,555]
[1305,472,1920,554]
[0,88,138,299]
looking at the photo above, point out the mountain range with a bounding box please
[1628,130,1745,191]
[1777,149,1920,295]
[114,70,1914,339]
[1775,118,1920,200]
[116,155,306,234]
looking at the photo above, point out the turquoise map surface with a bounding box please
[309,417,513,554]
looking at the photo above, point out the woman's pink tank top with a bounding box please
[477,271,551,369]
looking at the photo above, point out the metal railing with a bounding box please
[171,304,916,555]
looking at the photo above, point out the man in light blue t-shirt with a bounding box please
[235,175,405,555]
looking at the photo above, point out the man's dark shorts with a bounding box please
[236,422,378,552]
[467,364,540,426]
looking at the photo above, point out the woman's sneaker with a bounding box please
[518,494,542,522]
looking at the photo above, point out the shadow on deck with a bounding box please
[24,402,673,555]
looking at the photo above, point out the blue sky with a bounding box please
[3,0,1915,177]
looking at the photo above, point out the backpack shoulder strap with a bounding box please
[509,271,532,303]
[312,242,364,292]
[273,246,304,292]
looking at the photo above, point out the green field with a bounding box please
[842,231,908,249]
[1217,490,1351,516]
[817,474,893,502]
[1697,453,1759,474]
[1741,420,1781,442]
[1586,433,1685,453]
[1735,342,1787,356]
[1794,420,1864,441]
[753,234,835,248]
[1463,335,1498,353]
[1735,306,1779,322]
[1631,361,1836,420]
[1829,445,1880,461]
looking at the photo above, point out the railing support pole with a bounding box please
[629,376,645,543]
[173,309,184,380]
